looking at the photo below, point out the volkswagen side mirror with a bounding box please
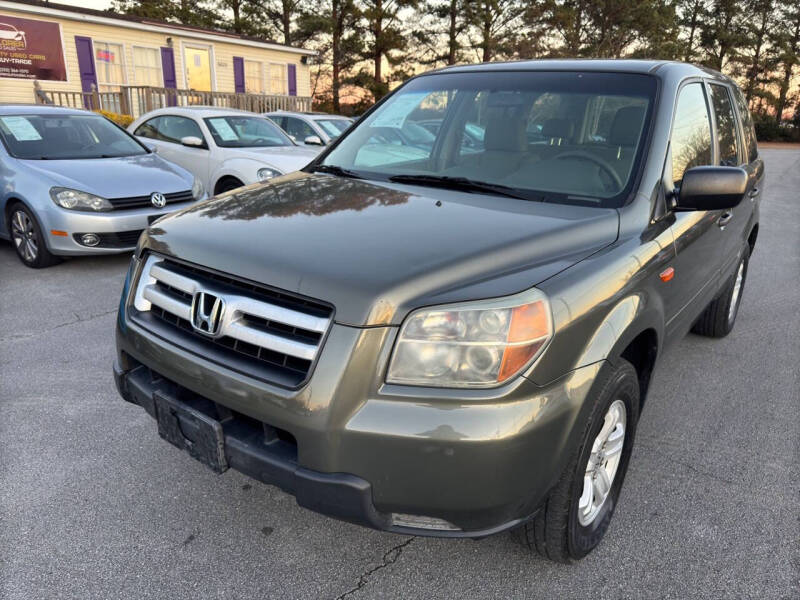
[675,166,748,211]
[304,135,324,146]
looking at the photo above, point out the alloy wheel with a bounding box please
[728,259,745,324]
[10,209,38,263]
[577,399,627,526]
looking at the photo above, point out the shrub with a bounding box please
[95,110,134,128]
[753,113,800,143]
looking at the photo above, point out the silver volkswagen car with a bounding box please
[0,105,204,268]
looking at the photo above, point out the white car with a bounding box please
[128,107,321,194]
[265,111,354,146]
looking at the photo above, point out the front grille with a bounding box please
[107,190,194,210]
[130,254,333,388]
[74,229,143,248]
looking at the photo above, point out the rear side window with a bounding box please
[709,84,739,166]
[135,115,203,145]
[134,117,162,140]
[732,86,758,162]
[283,117,316,140]
[671,83,712,186]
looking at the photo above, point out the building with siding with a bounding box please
[0,0,315,113]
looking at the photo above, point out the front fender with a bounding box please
[528,225,673,386]
[211,157,277,192]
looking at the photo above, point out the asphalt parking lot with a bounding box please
[1,148,798,599]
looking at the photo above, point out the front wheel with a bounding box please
[8,203,61,268]
[512,359,640,562]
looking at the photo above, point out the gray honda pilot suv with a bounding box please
[114,60,763,562]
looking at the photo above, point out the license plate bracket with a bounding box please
[154,391,228,473]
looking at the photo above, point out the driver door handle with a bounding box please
[717,211,733,228]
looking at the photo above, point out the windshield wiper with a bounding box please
[308,164,364,179]
[387,174,539,201]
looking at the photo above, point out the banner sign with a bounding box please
[0,14,67,81]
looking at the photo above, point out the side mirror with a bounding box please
[304,135,324,146]
[675,166,748,211]
[180,136,205,148]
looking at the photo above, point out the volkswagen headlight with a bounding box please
[50,187,112,212]
[257,166,283,181]
[386,291,552,388]
[191,177,204,200]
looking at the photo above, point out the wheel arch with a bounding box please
[572,294,662,414]
[747,222,759,255]
[2,195,29,238]
[213,174,246,195]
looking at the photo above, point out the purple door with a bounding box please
[74,36,97,109]
[287,63,297,96]
[160,47,177,106]
[233,56,245,93]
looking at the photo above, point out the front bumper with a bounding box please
[115,308,602,536]
[40,202,196,256]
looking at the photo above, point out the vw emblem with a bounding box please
[150,192,167,208]
[191,291,225,336]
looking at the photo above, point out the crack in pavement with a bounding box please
[0,308,118,342]
[334,537,415,599]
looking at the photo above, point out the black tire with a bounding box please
[215,177,244,194]
[691,244,749,338]
[512,359,640,562]
[7,202,62,269]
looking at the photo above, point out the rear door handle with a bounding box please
[717,211,733,228]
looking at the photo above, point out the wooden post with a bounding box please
[144,87,153,113]
[91,83,100,111]
[119,86,130,117]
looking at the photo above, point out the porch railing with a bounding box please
[33,81,312,117]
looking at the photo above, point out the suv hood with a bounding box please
[229,145,320,173]
[143,172,620,326]
[20,153,194,198]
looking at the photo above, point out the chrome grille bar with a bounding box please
[133,254,331,363]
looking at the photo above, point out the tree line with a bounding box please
[114,0,800,134]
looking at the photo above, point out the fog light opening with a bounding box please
[80,233,100,247]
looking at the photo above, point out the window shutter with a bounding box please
[74,36,97,109]
[233,57,245,93]
[160,46,178,106]
[287,64,297,96]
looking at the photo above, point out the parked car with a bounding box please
[416,118,486,151]
[128,107,320,195]
[114,60,763,562]
[0,105,203,268]
[266,111,354,146]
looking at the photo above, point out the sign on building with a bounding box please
[0,14,67,81]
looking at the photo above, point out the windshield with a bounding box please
[204,116,294,148]
[315,118,352,139]
[319,71,657,207]
[0,114,147,160]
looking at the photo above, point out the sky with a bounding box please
[57,0,113,10]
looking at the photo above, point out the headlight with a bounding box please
[191,177,204,199]
[257,166,283,181]
[386,290,552,388]
[50,187,112,211]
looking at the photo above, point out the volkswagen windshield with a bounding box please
[0,113,148,160]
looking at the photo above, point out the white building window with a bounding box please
[94,41,125,91]
[244,59,264,94]
[268,63,287,95]
[133,46,162,87]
